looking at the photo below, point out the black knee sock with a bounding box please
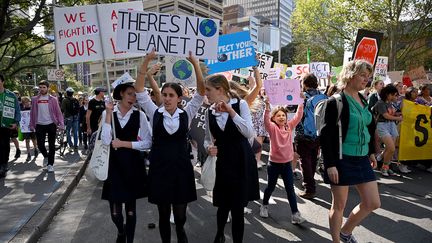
[109,201,124,235]
[216,207,230,237]
[125,201,137,243]
[158,204,171,243]
[173,204,188,243]
[231,206,245,243]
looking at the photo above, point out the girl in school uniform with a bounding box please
[100,79,152,243]
[204,74,260,243]
[135,51,205,243]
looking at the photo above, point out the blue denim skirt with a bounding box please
[323,155,376,186]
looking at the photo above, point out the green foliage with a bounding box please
[268,42,296,66]
[291,0,432,70]
[0,0,125,94]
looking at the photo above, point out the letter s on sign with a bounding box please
[414,114,428,147]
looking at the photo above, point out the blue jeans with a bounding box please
[65,115,79,147]
[263,161,298,213]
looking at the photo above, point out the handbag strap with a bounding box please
[96,111,116,141]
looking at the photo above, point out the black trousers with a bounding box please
[36,123,57,166]
[0,127,11,171]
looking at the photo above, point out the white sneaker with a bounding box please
[398,164,411,173]
[47,165,54,173]
[43,157,48,167]
[68,147,74,152]
[291,211,306,225]
[170,212,175,224]
[259,205,269,218]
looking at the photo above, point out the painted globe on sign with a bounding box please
[199,19,217,37]
[172,60,193,80]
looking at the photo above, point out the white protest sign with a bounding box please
[256,52,273,70]
[285,67,296,79]
[231,52,274,80]
[292,64,310,79]
[165,56,197,87]
[97,1,144,60]
[373,56,388,81]
[310,62,330,79]
[54,5,103,64]
[47,69,65,81]
[20,110,31,133]
[116,10,220,59]
[267,68,281,80]
[343,51,353,66]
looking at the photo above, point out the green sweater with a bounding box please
[342,94,372,156]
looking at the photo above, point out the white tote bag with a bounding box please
[89,115,114,181]
[201,155,216,191]
[201,125,216,191]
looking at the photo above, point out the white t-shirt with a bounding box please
[37,95,53,125]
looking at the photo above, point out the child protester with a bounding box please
[260,94,306,225]
[20,96,38,161]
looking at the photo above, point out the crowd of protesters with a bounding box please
[0,54,431,243]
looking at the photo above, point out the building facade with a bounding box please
[224,0,293,46]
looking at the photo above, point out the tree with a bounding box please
[291,0,432,70]
[0,0,121,85]
[267,42,296,66]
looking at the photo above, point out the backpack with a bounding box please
[303,93,328,138]
[315,93,343,159]
[69,97,80,116]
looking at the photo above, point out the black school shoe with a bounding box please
[15,149,21,159]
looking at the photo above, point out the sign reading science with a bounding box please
[116,10,220,59]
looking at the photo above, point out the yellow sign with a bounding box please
[399,100,432,160]
[49,84,58,94]
[273,63,288,78]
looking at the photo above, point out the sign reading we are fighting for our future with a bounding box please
[116,10,220,59]
[53,1,144,64]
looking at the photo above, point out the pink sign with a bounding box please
[264,79,302,105]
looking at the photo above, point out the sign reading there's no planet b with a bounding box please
[264,79,302,105]
[206,31,257,74]
[165,56,197,87]
[116,10,220,59]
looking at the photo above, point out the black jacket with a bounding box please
[320,92,376,168]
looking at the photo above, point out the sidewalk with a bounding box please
[0,142,84,243]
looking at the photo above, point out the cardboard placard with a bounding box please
[310,62,330,79]
[116,10,220,59]
[264,79,302,105]
[165,56,197,87]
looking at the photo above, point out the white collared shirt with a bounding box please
[136,91,204,135]
[203,98,255,150]
[100,106,152,150]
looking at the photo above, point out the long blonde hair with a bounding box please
[205,74,239,99]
